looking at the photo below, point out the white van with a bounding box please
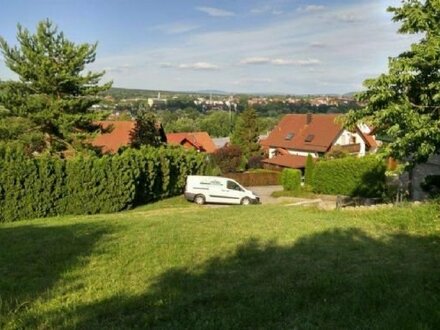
[184,175,260,205]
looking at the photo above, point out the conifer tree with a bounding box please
[130,110,167,148]
[304,154,315,186]
[230,107,261,159]
[0,19,112,153]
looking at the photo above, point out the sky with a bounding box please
[0,0,418,95]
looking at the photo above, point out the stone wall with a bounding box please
[411,154,440,200]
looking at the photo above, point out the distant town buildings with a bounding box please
[147,92,167,108]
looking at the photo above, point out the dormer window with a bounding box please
[285,132,294,140]
[305,134,315,142]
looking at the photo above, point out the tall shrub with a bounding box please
[304,154,315,186]
[212,145,242,174]
[281,168,301,191]
[0,146,206,222]
[311,156,386,197]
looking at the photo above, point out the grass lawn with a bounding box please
[1,198,439,329]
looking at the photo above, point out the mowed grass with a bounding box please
[1,198,440,329]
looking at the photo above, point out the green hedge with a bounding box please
[0,146,206,222]
[311,156,386,197]
[281,168,301,191]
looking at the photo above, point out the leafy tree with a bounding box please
[211,145,243,174]
[130,110,166,148]
[230,107,261,159]
[345,0,440,166]
[165,117,199,133]
[198,111,233,137]
[0,19,112,154]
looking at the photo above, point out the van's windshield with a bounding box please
[227,180,244,191]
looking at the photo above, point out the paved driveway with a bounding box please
[247,185,287,204]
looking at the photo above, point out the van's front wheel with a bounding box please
[241,197,251,205]
[194,194,205,205]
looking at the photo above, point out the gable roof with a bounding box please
[262,154,308,169]
[92,121,135,153]
[166,132,217,153]
[261,114,343,153]
[358,130,379,150]
[92,122,217,154]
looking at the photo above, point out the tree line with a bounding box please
[2,0,440,167]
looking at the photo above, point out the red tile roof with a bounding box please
[166,132,217,153]
[261,114,343,153]
[92,121,135,153]
[262,154,308,169]
[359,131,379,149]
[92,121,217,154]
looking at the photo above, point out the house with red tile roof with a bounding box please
[91,121,216,154]
[260,114,378,170]
[92,121,136,153]
[166,132,217,153]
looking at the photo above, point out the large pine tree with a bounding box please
[0,19,112,153]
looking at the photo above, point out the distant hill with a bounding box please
[196,89,230,95]
[343,91,360,98]
[102,87,361,100]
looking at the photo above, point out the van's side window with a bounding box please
[227,180,242,191]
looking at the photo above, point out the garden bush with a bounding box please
[211,145,242,173]
[280,168,301,191]
[304,154,315,186]
[0,146,206,222]
[311,156,386,197]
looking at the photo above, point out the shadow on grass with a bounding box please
[0,223,109,325]
[63,228,440,329]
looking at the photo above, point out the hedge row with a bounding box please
[281,168,301,191]
[311,156,386,197]
[0,146,207,222]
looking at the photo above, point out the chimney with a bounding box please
[306,113,312,124]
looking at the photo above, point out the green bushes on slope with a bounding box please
[0,146,206,222]
[311,156,386,197]
[281,168,301,191]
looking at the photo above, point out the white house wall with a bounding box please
[288,150,319,158]
[268,147,318,159]
[334,130,366,156]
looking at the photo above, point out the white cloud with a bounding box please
[178,62,219,70]
[86,1,418,94]
[299,5,326,13]
[196,6,235,17]
[291,58,322,66]
[151,22,199,34]
[240,57,271,65]
[250,5,283,16]
[334,13,363,23]
[241,57,322,66]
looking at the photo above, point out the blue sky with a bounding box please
[0,0,417,94]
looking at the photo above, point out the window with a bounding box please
[305,134,315,142]
[285,132,294,140]
[227,180,243,191]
